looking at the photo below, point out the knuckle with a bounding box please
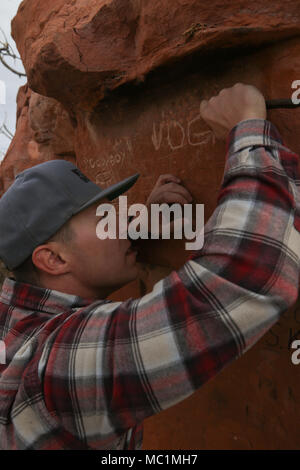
[219,88,227,96]
[200,99,208,112]
[159,173,175,183]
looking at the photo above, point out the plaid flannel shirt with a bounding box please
[0,119,299,450]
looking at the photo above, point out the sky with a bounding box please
[0,0,27,161]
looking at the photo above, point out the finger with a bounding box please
[200,99,208,116]
[158,182,193,202]
[155,174,181,187]
[161,192,192,205]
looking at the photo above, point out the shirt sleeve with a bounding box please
[46,119,300,443]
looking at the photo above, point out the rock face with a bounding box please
[1,0,300,449]
[0,84,75,194]
[10,0,300,112]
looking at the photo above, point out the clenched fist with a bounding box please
[145,174,193,236]
[200,83,267,140]
[146,174,193,207]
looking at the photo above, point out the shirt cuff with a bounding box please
[226,119,283,155]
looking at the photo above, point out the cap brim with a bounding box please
[73,173,140,215]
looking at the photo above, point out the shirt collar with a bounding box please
[0,277,96,315]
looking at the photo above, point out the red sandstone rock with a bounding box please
[0,83,75,193]
[11,0,300,112]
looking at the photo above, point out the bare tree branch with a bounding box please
[0,28,26,78]
[1,124,13,140]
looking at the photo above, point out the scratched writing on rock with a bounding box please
[264,306,300,350]
[82,141,127,172]
[82,106,216,176]
[151,108,215,151]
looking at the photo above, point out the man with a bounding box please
[0,83,299,450]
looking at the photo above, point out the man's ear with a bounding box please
[32,243,70,276]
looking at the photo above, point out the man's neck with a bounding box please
[35,275,112,301]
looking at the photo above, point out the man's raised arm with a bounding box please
[52,84,300,446]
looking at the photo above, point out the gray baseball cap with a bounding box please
[0,159,139,270]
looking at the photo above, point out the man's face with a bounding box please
[66,199,139,297]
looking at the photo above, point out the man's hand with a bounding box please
[146,174,193,207]
[145,174,193,236]
[200,83,267,140]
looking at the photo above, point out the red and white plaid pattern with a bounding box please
[0,119,299,449]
